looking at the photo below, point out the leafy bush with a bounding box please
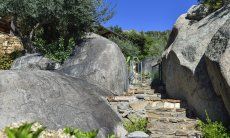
[0,0,113,53]
[108,27,170,60]
[0,51,23,70]
[123,117,148,133]
[198,113,230,138]
[34,34,75,63]
[64,127,98,138]
[4,123,45,138]
[109,36,140,58]
[198,0,224,11]
[107,133,116,138]
[0,55,13,70]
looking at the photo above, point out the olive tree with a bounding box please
[0,0,113,53]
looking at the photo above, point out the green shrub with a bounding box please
[107,133,115,138]
[64,127,98,138]
[0,51,23,70]
[198,113,230,138]
[4,123,45,138]
[109,36,140,59]
[123,117,148,133]
[0,55,13,70]
[198,0,224,11]
[34,35,75,63]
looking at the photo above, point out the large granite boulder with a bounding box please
[162,5,230,123]
[142,57,158,74]
[0,70,120,135]
[61,33,128,95]
[11,53,60,70]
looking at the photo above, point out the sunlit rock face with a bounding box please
[0,34,23,55]
[11,53,60,70]
[162,5,230,123]
[0,70,120,136]
[61,33,128,96]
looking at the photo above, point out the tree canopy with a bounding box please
[108,26,170,60]
[198,0,226,11]
[0,0,113,55]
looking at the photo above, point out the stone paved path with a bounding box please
[107,82,202,138]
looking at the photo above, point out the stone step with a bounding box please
[107,96,137,102]
[145,99,181,110]
[148,116,198,124]
[146,108,187,119]
[149,130,202,138]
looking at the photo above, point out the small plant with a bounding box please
[0,54,13,70]
[198,112,230,138]
[4,123,45,138]
[0,50,24,70]
[64,127,98,138]
[107,133,116,138]
[34,35,75,63]
[123,117,148,133]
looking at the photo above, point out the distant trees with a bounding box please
[0,0,113,56]
[108,26,170,60]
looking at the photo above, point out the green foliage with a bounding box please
[109,25,123,36]
[0,51,23,70]
[64,127,98,138]
[4,123,45,138]
[107,133,115,138]
[109,27,170,60]
[123,117,148,133]
[109,36,140,58]
[0,55,13,70]
[0,0,113,54]
[198,112,230,138]
[34,32,75,63]
[198,0,224,11]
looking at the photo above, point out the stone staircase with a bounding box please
[107,82,202,138]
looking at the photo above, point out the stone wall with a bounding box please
[0,34,23,55]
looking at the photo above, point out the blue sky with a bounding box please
[103,0,198,31]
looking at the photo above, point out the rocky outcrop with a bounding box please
[61,33,128,95]
[0,34,23,55]
[162,5,230,123]
[11,53,60,70]
[142,57,158,74]
[0,70,120,136]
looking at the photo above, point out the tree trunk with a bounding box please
[10,16,36,53]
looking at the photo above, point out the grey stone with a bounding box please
[175,130,188,136]
[11,53,60,70]
[142,57,158,74]
[114,124,128,138]
[136,94,145,100]
[117,102,130,110]
[162,5,230,123]
[128,131,149,138]
[60,33,128,95]
[0,70,120,135]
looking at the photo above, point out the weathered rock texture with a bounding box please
[142,57,158,74]
[0,70,120,135]
[11,54,60,70]
[61,33,128,95]
[162,5,230,123]
[0,34,23,55]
